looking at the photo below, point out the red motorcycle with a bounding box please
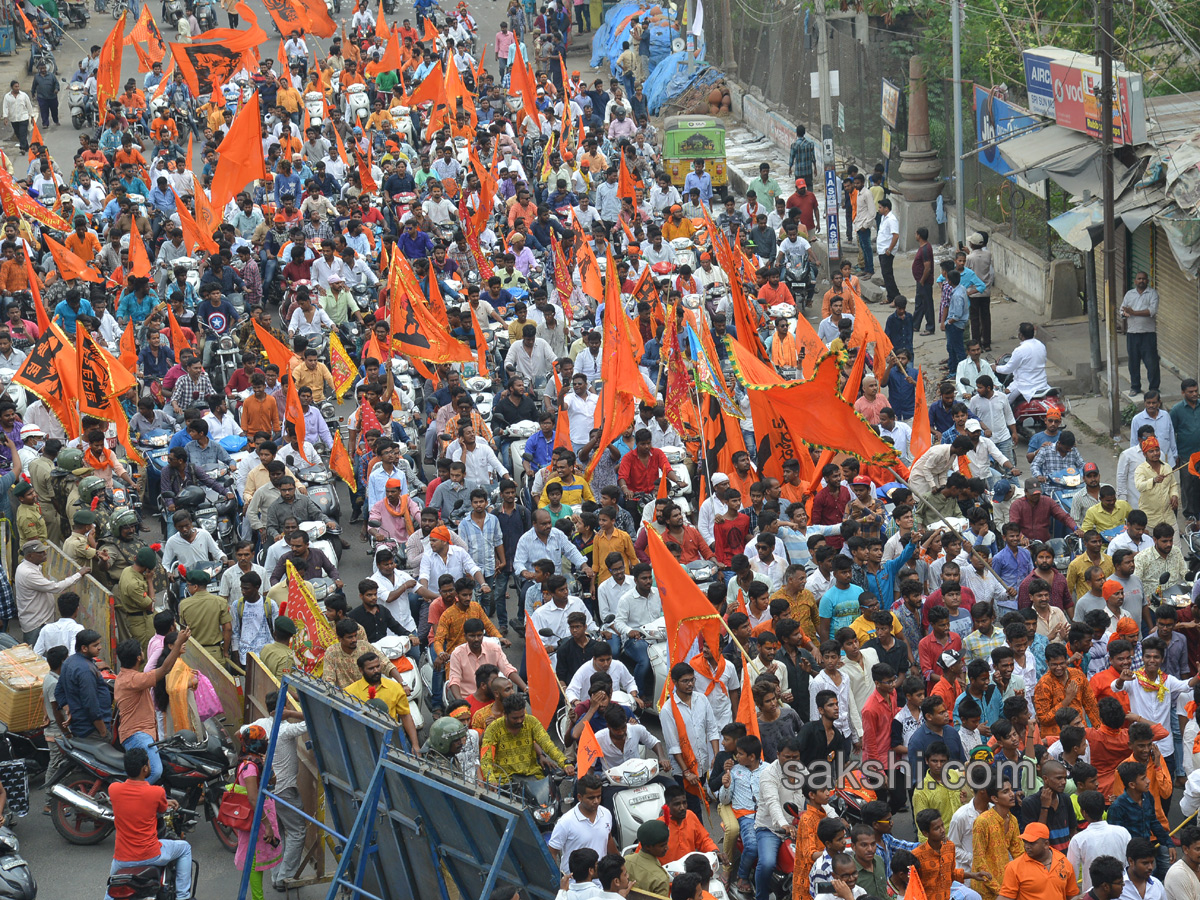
[994,353,1069,440]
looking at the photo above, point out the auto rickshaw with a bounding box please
[663,115,728,197]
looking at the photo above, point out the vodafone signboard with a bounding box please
[1022,47,1146,147]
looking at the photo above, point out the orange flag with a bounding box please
[738,661,760,738]
[209,91,269,214]
[374,1,388,39]
[903,865,928,900]
[468,306,489,377]
[283,373,308,462]
[643,527,724,674]
[119,319,137,375]
[524,612,560,729]
[506,45,541,132]
[43,234,103,283]
[165,306,190,362]
[329,432,354,490]
[577,721,604,776]
[366,24,402,77]
[20,253,48,337]
[617,150,641,202]
[174,193,220,255]
[96,12,127,119]
[127,216,152,279]
[253,318,296,373]
[420,15,438,42]
[726,338,813,484]
[356,149,378,194]
[910,367,931,462]
[1189,451,1200,478]
[553,401,571,453]
[14,323,79,438]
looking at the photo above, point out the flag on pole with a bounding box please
[525,612,560,728]
[285,560,336,674]
[328,332,356,402]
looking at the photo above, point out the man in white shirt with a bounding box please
[309,244,351,291]
[448,427,508,486]
[956,342,997,399]
[689,645,740,728]
[547,775,613,874]
[561,374,600,452]
[422,183,457,225]
[659,663,720,815]
[613,564,662,702]
[1066,790,1131,892]
[996,322,1050,409]
[879,408,912,461]
[566,643,638,703]
[875,199,900,300]
[505,326,556,388]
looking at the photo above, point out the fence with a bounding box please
[245,653,330,887]
[713,7,911,172]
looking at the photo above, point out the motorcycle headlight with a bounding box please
[220,337,233,350]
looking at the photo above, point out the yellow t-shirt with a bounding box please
[346,677,411,720]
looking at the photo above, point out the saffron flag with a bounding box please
[577,721,604,776]
[506,43,541,132]
[262,0,334,38]
[96,12,128,125]
[328,331,355,402]
[617,150,641,202]
[126,216,153,279]
[0,169,68,232]
[20,253,49,337]
[738,661,760,738]
[13,324,79,438]
[253,314,297,373]
[525,612,560,728]
[391,291,474,364]
[174,193,220,256]
[725,338,814,483]
[165,306,190,362]
[119,319,137,375]
[910,367,931,462]
[43,234,103,283]
[553,400,571,453]
[191,186,220,250]
[75,324,114,418]
[329,432,355,492]
[283,373,308,462]
[285,560,336,674]
[468,305,489,377]
[644,527,725,677]
[209,91,269,214]
[365,24,402,77]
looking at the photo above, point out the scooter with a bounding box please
[304,91,325,128]
[296,462,342,523]
[664,853,728,900]
[161,0,183,26]
[63,0,89,27]
[636,616,671,714]
[67,81,95,130]
[343,83,370,126]
[603,757,669,849]
[374,634,427,733]
[0,824,35,900]
[193,0,217,31]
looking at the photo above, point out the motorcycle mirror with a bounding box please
[960,378,971,387]
[783,802,800,818]
[1161,572,1172,585]
[603,614,616,625]
[367,519,382,528]
[538,628,555,638]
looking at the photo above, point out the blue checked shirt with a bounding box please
[457,512,504,577]
[1031,443,1087,481]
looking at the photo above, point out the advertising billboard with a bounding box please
[1022,47,1146,146]
[974,85,1044,194]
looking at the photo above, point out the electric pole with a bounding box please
[951,0,965,246]
[814,0,840,262]
[1100,0,1120,433]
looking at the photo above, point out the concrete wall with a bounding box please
[966,216,1050,316]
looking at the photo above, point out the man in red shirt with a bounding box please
[785,179,820,234]
[617,429,684,508]
[109,746,193,899]
[860,662,898,806]
[811,462,850,549]
[756,268,793,307]
[713,487,751,566]
[658,502,716,564]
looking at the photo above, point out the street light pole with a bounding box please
[814,0,840,262]
[951,0,965,246]
[1100,0,1121,434]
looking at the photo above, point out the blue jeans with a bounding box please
[108,839,192,900]
[946,323,966,371]
[491,570,511,628]
[122,732,163,784]
[951,882,981,900]
[754,828,784,900]
[622,638,653,698]
[856,229,874,274]
[736,815,758,882]
[430,646,446,711]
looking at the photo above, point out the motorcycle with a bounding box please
[780,259,818,310]
[62,0,89,26]
[67,81,96,130]
[299,520,341,568]
[296,461,342,523]
[462,374,494,422]
[104,808,198,900]
[661,445,692,516]
[0,823,34,900]
[994,353,1069,440]
[49,717,238,851]
[193,0,217,31]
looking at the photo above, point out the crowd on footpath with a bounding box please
[0,1,1196,900]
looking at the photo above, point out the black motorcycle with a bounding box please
[48,718,238,852]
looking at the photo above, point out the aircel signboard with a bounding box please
[1022,47,1146,146]
[974,85,1044,194]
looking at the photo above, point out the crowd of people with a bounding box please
[0,2,1198,900]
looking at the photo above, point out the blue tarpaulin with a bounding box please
[590,2,680,72]
[644,52,720,114]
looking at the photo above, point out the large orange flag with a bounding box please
[165,306,189,362]
[584,245,655,478]
[283,373,308,461]
[43,234,103,283]
[191,186,220,248]
[726,338,814,484]
[617,150,641,203]
[96,12,127,124]
[910,367,931,461]
[524,612,560,728]
[119,319,137,375]
[468,305,489,377]
[253,318,296,373]
[21,253,49,337]
[365,25,402,77]
[14,324,79,438]
[126,216,152,279]
[740,354,900,467]
[209,91,269,214]
[738,661,760,738]
[174,193,219,255]
[644,527,724,677]
[329,432,354,491]
[506,45,541,132]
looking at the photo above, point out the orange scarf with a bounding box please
[770,332,798,368]
[84,447,113,471]
[670,693,709,811]
[689,653,728,697]
[956,453,972,477]
[384,493,415,535]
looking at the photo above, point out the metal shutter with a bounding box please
[1151,224,1199,377]
[1128,226,1151,290]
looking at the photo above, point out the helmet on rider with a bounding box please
[428,717,467,757]
[78,476,107,503]
[56,447,87,473]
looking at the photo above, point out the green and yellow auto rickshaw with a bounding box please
[663,115,727,195]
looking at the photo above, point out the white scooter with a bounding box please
[375,633,427,732]
[504,420,539,493]
[604,758,669,849]
[661,446,692,517]
[637,616,671,715]
[664,853,728,900]
[304,91,325,129]
[344,83,370,126]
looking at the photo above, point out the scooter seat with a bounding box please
[63,736,127,772]
[1028,387,1059,400]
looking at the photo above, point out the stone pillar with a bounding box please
[891,56,945,252]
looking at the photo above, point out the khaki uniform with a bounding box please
[14,502,47,545]
[61,532,98,571]
[49,470,81,532]
[26,457,60,543]
[258,641,293,679]
[96,537,156,591]
[115,566,155,652]
[179,589,232,658]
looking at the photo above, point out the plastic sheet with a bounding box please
[644,51,720,114]
[589,2,679,72]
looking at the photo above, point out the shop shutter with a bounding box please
[1128,226,1151,290]
[1152,224,1199,377]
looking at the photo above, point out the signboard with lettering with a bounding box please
[881,79,900,128]
[824,168,840,260]
[1022,47,1146,146]
[974,85,1044,194]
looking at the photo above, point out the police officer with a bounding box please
[178,569,233,662]
[12,481,46,545]
[115,547,158,653]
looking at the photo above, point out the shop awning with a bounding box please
[998,124,1136,199]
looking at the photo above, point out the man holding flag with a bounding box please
[659,661,720,818]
